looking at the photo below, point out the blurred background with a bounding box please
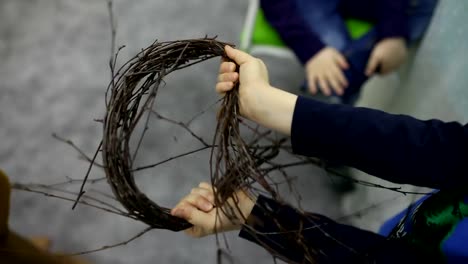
[0,0,467,263]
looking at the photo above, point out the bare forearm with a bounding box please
[245,85,297,136]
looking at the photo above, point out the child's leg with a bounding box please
[294,0,351,51]
[339,0,439,104]
[407,0,439,43]
[340,30,378,104]
[302,29,377,105]
[295,0,356,103]
[294,0,383,105]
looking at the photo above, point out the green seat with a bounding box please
[250,9,285,48]
[241,5,374,54]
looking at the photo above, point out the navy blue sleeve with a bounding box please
[260,0,325,64]
[291,96,468,189]
[376,0,409,41]
[239,195,423,263]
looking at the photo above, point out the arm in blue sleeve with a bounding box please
[239,195,424,263]
[260,0,325,64]
[377,0,409,41]
[291,96,468,189]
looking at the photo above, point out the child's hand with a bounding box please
[305,47,349,96]
[171,182,255,238]
[366,37,408,76]
[217,46,270,120]
[218,46,297,136]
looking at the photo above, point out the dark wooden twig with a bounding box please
[149,109,210,147]
[70,227,153,255]
[52,133,105,168]
[72,141,103,210]
[12,183,133,219]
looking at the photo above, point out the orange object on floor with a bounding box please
[0,169,89,264]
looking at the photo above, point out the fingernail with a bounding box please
[204,203,213,211]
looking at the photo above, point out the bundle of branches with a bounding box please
[101,37,291,232]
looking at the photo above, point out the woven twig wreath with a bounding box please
[102,38,233,231]
[102,36,289,233]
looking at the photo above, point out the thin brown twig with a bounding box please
[132,145,213,172]
[73,140,103,210]
[185,98,223,126]
[52,133,105,168]
[46,175,104,187]
[27,183,123,213]
[149,109,209,147]
[12,183,133,219]
[70,227,153,255]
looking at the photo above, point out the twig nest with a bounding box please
[102,38,229,231]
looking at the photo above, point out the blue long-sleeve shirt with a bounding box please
[260,0,409,64]
[239,96,468,263]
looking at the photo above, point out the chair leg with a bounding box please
[240,0,259,51]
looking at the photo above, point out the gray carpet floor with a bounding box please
[1,0,467,263]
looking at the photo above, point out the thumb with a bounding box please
[225,45,254,65]
[334,52,349,69]
[366,53,380,76]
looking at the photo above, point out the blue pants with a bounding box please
[296,0,438,104]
